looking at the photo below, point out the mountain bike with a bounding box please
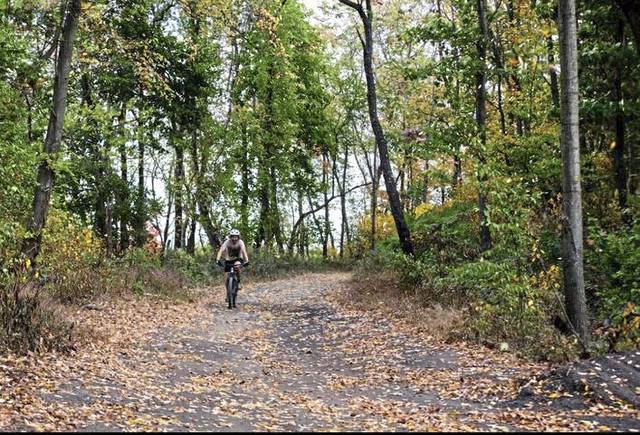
[218,259,248,309]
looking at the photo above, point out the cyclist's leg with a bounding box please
[230,258,243,289]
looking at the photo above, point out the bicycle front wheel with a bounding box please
[228,275,237,308]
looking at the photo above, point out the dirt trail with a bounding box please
[1,273,638,431]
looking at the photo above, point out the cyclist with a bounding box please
[215,229,250,290]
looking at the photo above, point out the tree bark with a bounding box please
[547,37,560,110]
[135,117,146,247]
[476,0,492,253]
[613,19,630,225]
[323,150,330,258]
[614,0,640,53]
[174,141,185,250]
[340,145,350,256]
[339,0,414,256]
[118,106,129,252]
[558,0,590,347]
[21,0,82,263]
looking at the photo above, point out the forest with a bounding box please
[1,0,639,431]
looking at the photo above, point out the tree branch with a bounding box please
[287,182,372,252]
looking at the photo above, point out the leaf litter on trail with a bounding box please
[2,273,639,431]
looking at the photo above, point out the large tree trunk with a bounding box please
[476,0,492,253]
[558,0,590,347]
[21,0,82,263]
[339,0,414,256]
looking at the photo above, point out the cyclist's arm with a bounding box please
[215,241,227,262]
[240,240,249,262]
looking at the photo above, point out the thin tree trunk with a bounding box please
[21,0,82,263]
[82,74,108,242]
[476,0,492,253]
[558,0,589,347]
[339,0,414,256]
[135,121,146,247]
[370,142,379,250]
[187,219,196,254]
[548,36,560,110]
[614,0,640,53]
[174,141,184,250]
[340,145,350,256]
[613,18,630,225]
[163,193,173,254]
[240,125,250,237]
[297,192,305,257]
[323,150,330,258]
[423,160,430,202]
[119,106,129,252]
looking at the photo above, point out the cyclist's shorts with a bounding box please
[224,258,243,272]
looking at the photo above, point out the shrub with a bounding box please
[0,268,74,354]
[586,221,640,351]
[39,210,104,303]
[162,248,214,285]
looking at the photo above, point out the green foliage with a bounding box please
[587,221,640,350]
[245,251,351,281]
[162,248,215,285]
[412,197,478,265]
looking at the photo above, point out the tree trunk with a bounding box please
[613,18,630,225]
[476,0,492,253]
[558,0,590,347]
[21,0,82,263]
[424,160,430,202]
[135,121,146,247]
[371,144,379,251]
[340,145,350,257]
[323,150,330,258]
[339,0,414,256]
[547,36,560,110]
[162,192,173,254]
[614,0,640,53]
[240,125,250,238]
[119,107,129,252]
[297,192,305,257]
[174,142,184,250]
[187,219,196,254]
[82,74,108,243]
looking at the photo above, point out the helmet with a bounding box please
[229,228,240,237]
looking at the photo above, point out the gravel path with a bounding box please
[2,272,639,431]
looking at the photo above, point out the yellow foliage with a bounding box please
[414,202,433,217]
[40,209,104,301]
[356,212,397,241]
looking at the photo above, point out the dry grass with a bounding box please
[339,270,464,341]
